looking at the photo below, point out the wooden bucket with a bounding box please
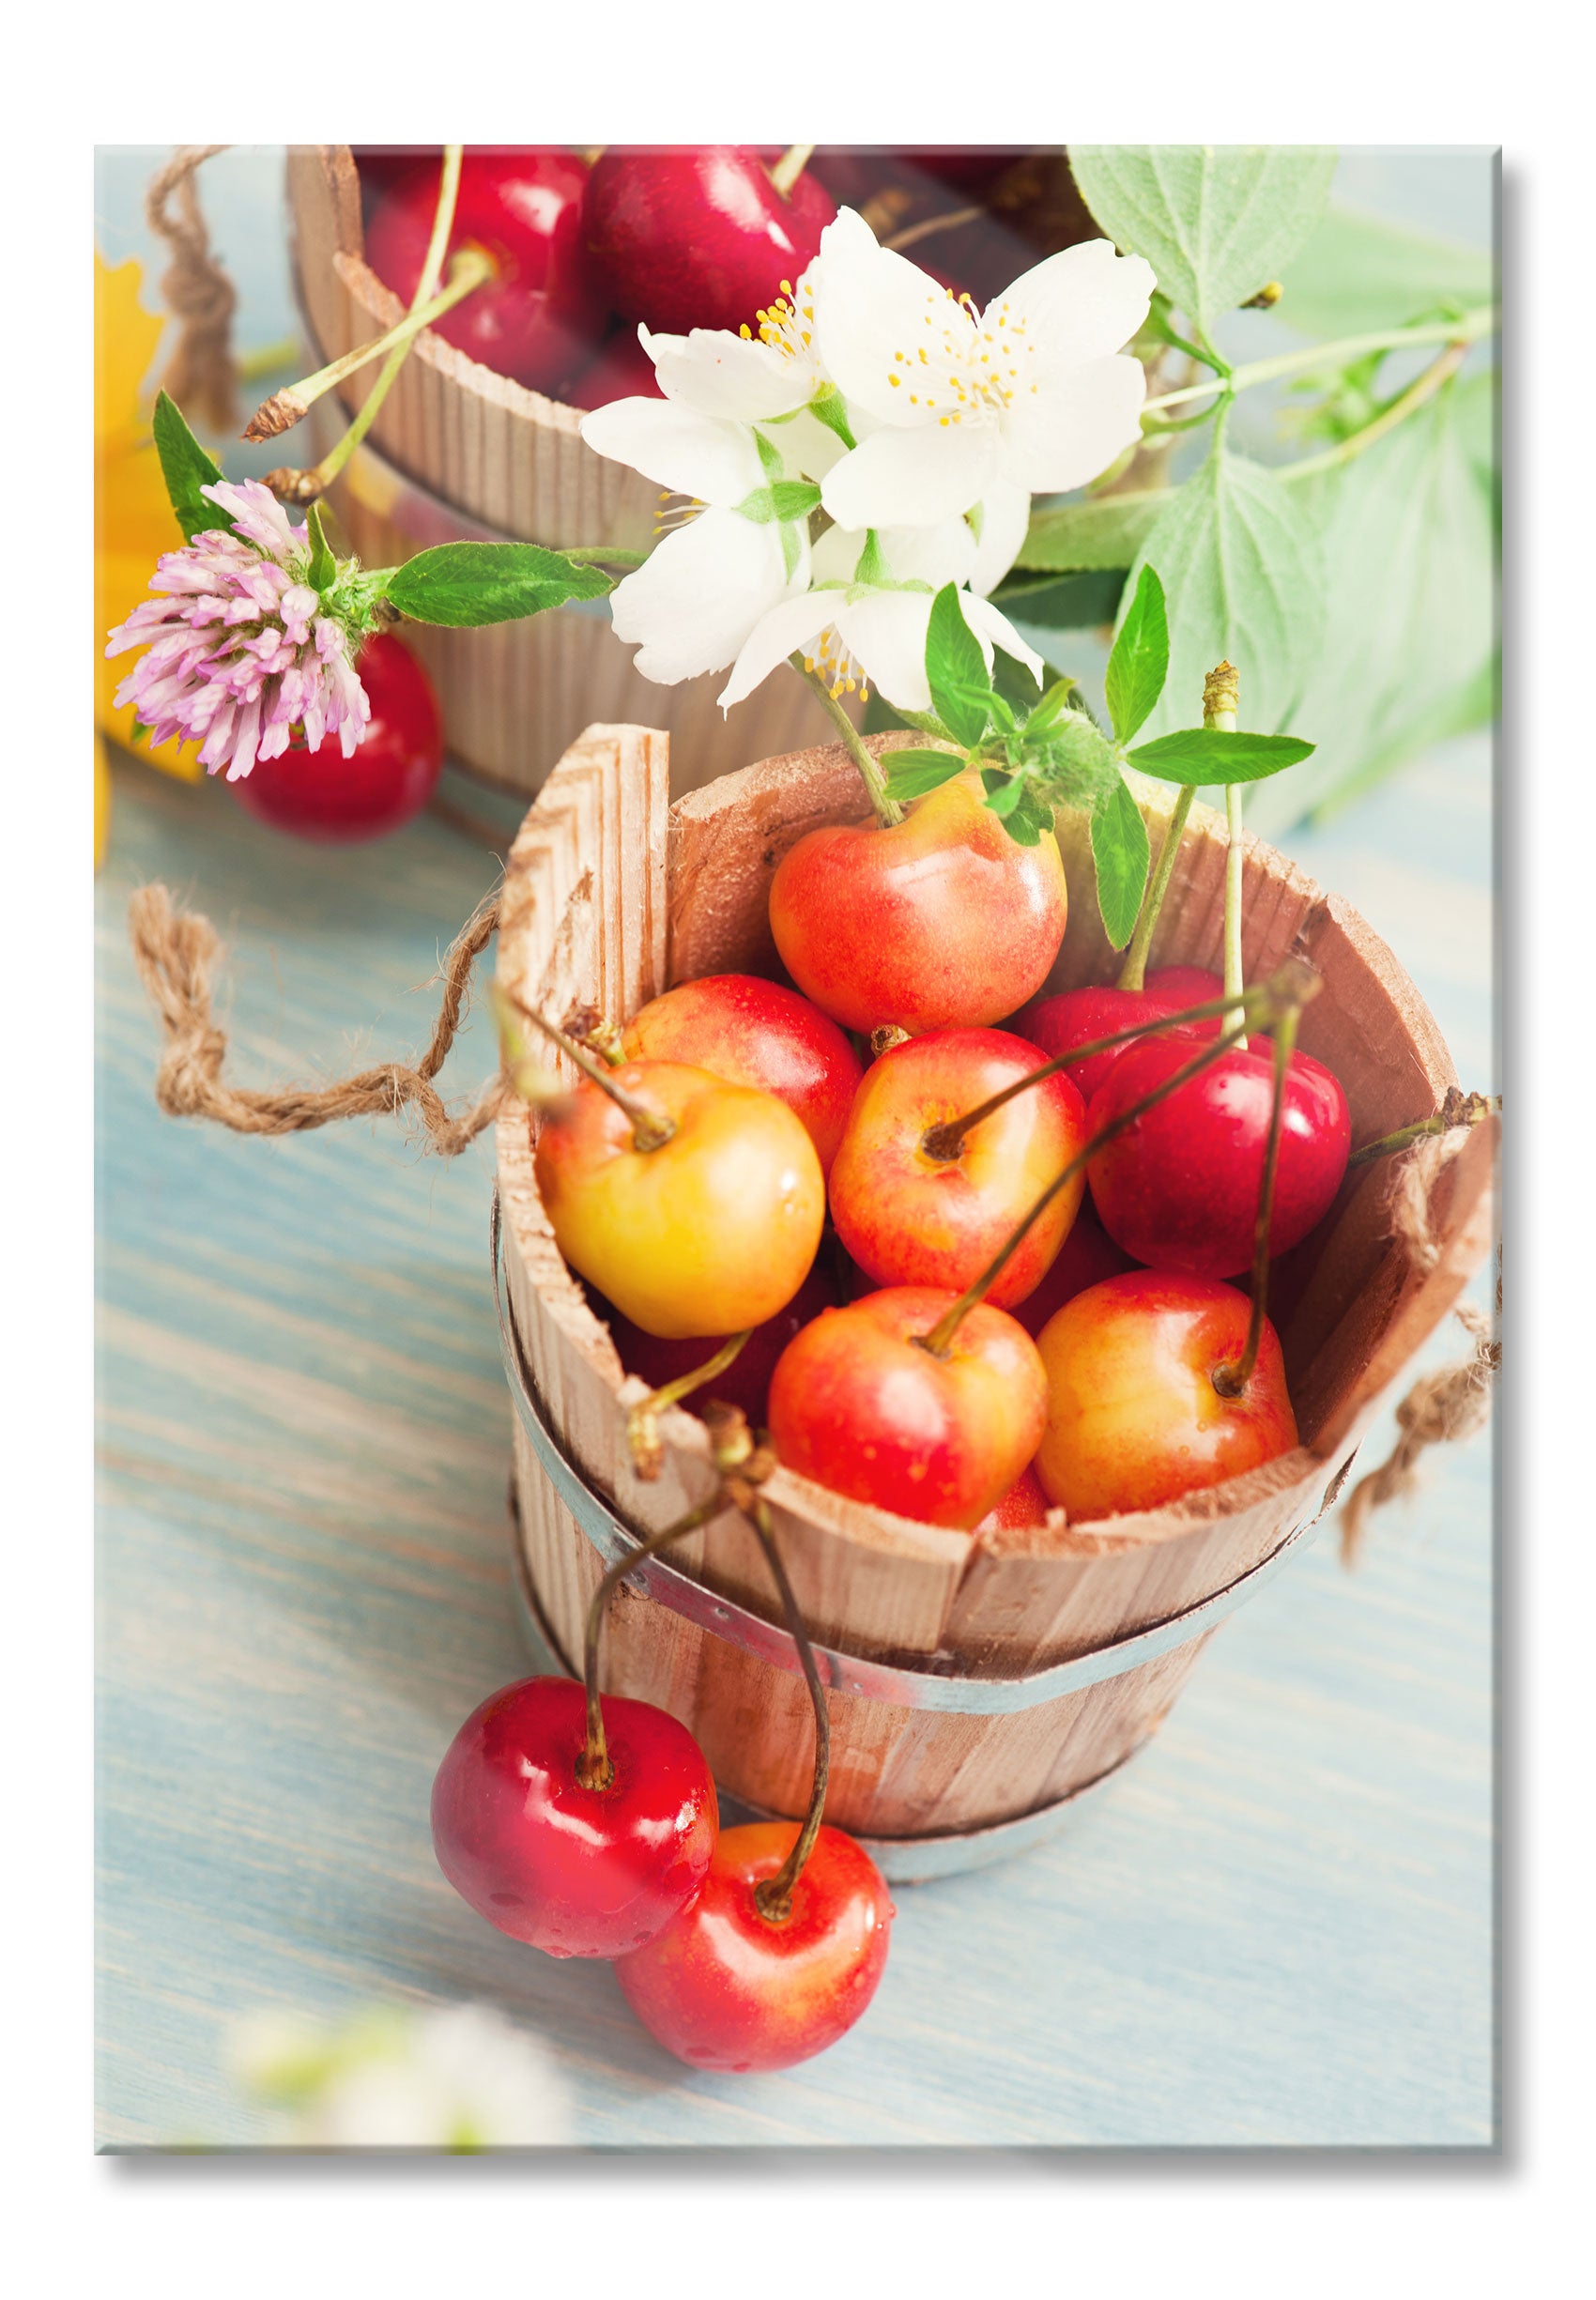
[493,724,1496,1877]
[284,146,852,802]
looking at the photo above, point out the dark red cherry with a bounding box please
[583,147,836,334]
[560,328,666,409]
[364,148,606,395]
[1085,1038,1352,1280]
[1144,965,1226,1037]
[229,633,443,845]
[431,1676,717,1960]
[613,1822,893,2071]
[588,1260,839,1429]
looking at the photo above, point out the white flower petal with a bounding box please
[990,238,1157,368]
[836,590,937,711]
[960,590,1047,684]
[579,398,763,506]
[812,207,959,428]
[997,353,1148,496]
[966,480,1031,595]
[876,516,978,589]
[611,510,802,685]
[641,325,813,422]
[821,418,999,532]
[717,590,839,710]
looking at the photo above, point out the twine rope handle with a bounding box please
[145,145,238,435]
[126,883,506,1157]
[1340,1124,1501,1564]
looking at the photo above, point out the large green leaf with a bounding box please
[1121,437,1326,743]
[1247,372,1497,835]
[1280,203,1496,338]
[1015,489,1172,573]
[151,391,224,542]
[1068,146,1336,341]
[382,542,613,626]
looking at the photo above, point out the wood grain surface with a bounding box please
[95,729,1496,2150]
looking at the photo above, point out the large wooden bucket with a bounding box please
[284,146,851,801]
[493,724,1496,1878]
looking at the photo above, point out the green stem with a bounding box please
[491,982,675,1152]
[1118,785,1195,993]
[1278,341,1471,484]
[625,1330,753,1480]
[1224,785,1247,1047]
[1140,305,1496,416]
[793,657,902,827]
[1213,1004,1299,1398]
[746,1499,831,1924]
[577,1501,722,1787]
[1346,1092,1500,1170]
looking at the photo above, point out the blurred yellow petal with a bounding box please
[95,735,112,870]
[96,252,164,456]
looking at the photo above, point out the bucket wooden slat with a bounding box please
[494,723,1496,1843]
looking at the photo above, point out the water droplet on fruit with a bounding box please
[632,1931,651,1946]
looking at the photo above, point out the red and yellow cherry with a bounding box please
[559,328,666,409]
[769,772,1068,1036]
[613,1822,893,2072]
[229,633,443,844]
[583,147,836,335]
[1085,1038,1352,1280]
[975,1462,1050,1535]
[589,1260,840,1429]
[622,974,863,1180]
[767,1284,1048,1528]
[430,1676,717,1959]
[828,1027,1086,1308]
[533,1061,824,1339]
[365,148,605,395]
[1034,1272,1298,1520]
[1010,1196,1138,1338]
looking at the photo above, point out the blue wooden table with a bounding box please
[94,147,1496,2151]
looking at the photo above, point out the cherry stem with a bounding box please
[491,983,675,1151]
[768,143,815,199]
[917,1017,1255,1359]
[884,203,986,254]
[625,1330,754,1480]
[1201,662,1248,1048]
[792,657,903,828]
[243,244,495,442]
[292,146,464,500]
[576,1499,722,1789]
[1213,1003,1300,1399]
[919,974,1288,1165]
[746,1499,831,1924]
[1117,786,1195,994]
[1346,1090,1501,1169]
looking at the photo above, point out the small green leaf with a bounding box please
[1089,775,1152,948]
[979,767,1027,818]
[152,391,224,542]
[925,584,993,749]
[732,480,822,524]
[383,543,614,627]
[882,747,967,799]
[303,501,337,593]
[1069,146,1336,339]
[1015,489,1172,574]
[806,388,857,451]
[1128,728,1315,784]
[1003,804,1045,848]
[1103,564,1169,744]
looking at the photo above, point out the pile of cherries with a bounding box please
[431,765,1352,2075]
[353,144,1097,406]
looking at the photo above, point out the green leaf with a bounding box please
[1122,435,1326,744]
[152,391,224,541]
[882,747,968,798]
[1015,489,1172,574]
[1104,563,1169,744]
[1024,676,1090,742]
[1280,203,1495,338]
[1246,372,1496,836]
[1068,146,1336,340]
[924,584,993,748]
[1090,774,1152,947]
[303,500,337,593]
[980,767,1028,818]
[1128,728,1315,784]
[383,543,614,627]
[731,480,822,524]
[1002,803,1045,848]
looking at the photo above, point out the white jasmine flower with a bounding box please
[718,519,1043,715]
[813,208,1156,530]
[580,396,813,683]
[230,2001,574,2151]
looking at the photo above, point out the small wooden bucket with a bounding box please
[284,146,852,801]
[493,724,1496,1876]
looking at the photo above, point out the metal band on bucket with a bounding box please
[491,1190,1339,1718]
